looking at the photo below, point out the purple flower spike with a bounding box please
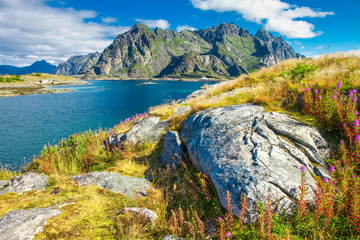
[300,166,306,172]
[354,89,358,94]
[354,119,359,127]
[301,88,305,91]
[333,95,337,99]
[352,175,356,178]
[226,232,232,238]
[333,89,337,93]
[323,177,329,183]
[330,166,335,173]
[355,111,359,115]
[309,83,312,87]
[353,98,357,102]
[306,88,310,91]
[318,95,322,98]
[337,81,342,89]
[349,91,354,98]
[315,89,318,94]
[343,123,347,127]
[340,140,344,144]
[356,134,360,142]
[218,217,223,221]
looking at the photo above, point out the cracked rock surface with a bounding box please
[180,104,330,222]
[72,171,151,198]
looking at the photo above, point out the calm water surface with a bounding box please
[0,80,214,169]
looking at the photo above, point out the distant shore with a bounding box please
[0,73,87,97]
[75,75,227,82]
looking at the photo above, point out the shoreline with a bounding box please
[0,74,88,97]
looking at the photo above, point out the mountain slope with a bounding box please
[0,60,57,75]
[55,23,303,78]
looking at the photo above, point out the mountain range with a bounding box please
[54,23,303,79]
[0,60,57,75]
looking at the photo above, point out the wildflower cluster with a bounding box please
[300,81,360,236]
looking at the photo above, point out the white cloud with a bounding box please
[0,0,130,66]
[176,25,198,32]
[190,0,334,38]
[135,19,170,29]
[102,17,117,24]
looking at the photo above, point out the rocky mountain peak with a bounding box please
[255,28,274,42]
[55,23,303,78]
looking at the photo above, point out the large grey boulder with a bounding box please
[72,171,151,198]
[107,117,168,146]
[161,131,185,168]
[180,104,330,222]
[0,172,48,195]
[119,207,158,223]
[0,207,62,240]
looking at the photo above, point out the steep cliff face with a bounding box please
[55,23,303,78]
[55,52,100,76]
[255,29,303,66]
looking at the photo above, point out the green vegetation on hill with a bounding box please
[1,53,360,239]
[0,75,24,83]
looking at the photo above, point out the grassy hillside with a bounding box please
[1,53,360,239]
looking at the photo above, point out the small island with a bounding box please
[0,73,87,97]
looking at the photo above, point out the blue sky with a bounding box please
[0,0,359,66]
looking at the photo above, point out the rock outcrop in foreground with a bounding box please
[180,104,330,222]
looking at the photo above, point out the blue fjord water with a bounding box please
[0,80,213,169]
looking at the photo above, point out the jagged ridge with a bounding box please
[55,23,303,78]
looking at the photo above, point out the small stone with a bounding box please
[72,171,151,199]
[119,207,158,223]
[162,236,185,240]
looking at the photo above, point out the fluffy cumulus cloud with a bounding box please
[135,19,170,29]
[190,0,334,39]
[176,25,198,32]
[0,0,130,66]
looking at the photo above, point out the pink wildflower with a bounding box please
[340,140,344,144]
[356,134,360,142]
[323,178,329,183]
[355,111,359,115]
[330,166,335,173]
[337,81,342,89]
[315,89,318,94]
[355,119,359,127]
[333,95,337,99]
[226,232,232,238]
[300,166,306,172]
